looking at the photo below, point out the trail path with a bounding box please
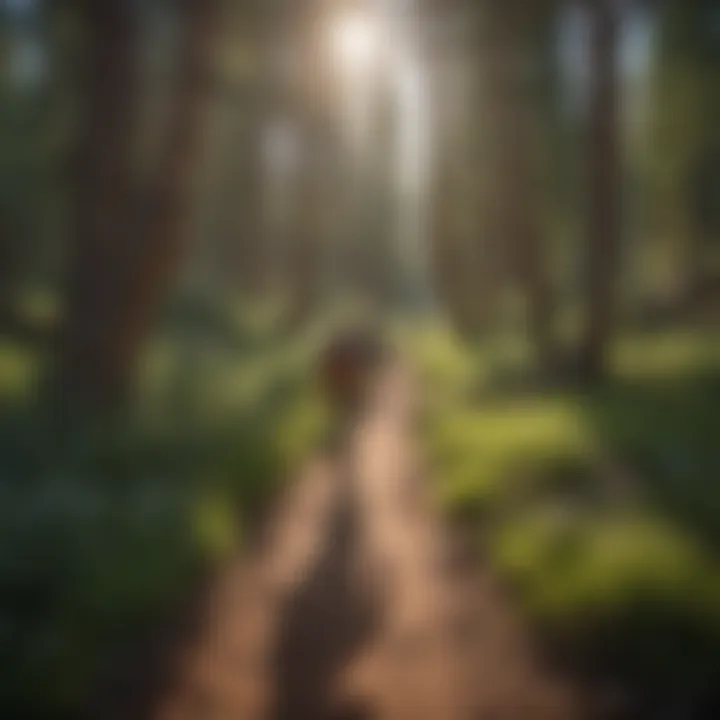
[153,364,581,720]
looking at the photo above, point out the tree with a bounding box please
[578,0,621,381]
[483,0,557,374]
[0,0,72,340]
[60,0,221,411]
[649,0,720,308]
[198,0,276,297]
[59,0,141,409]
[426,0,498,338]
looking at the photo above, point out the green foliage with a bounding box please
[399,322,482,404]
[496,509,720,689]
[0,340,38,400]
[0,308,327,717]
[430,399,596,521]
[648,0,720,269]
[421,327,720,702]
[584,333,720,550]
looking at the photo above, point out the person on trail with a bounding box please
[319,326,385,446]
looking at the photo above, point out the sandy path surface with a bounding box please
[152,365,581,720]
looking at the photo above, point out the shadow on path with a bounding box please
[273,468,378,720]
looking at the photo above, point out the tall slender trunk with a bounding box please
[286,124,329,327]
[224,100,266,296]
[0,222,18,326]
[485,0,555,372]
[429,161,472,335]
[212,1,274,298]
[60,0,140,409]
[578,0,620,382]
[107,0,221,399]
[428,1,492,339]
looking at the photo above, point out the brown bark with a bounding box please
[578,0,621,382]
[428,3,492,339]
[0,221,18,325]
[60,0,141,409]
[286,126,328,327]
[485,1,555,372]
[211,1,277,297]
[107,0,220,393]
[220,101,266,296]
[60,0,221,412]
[429,157,483,339]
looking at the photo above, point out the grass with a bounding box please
[417,325,720,709]
[0,301,329,717]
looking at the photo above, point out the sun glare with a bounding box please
[332,13,379,74]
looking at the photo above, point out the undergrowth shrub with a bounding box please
[0,310,327,717]
[418,327,720,708]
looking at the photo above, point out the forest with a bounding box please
[0,0,719,718]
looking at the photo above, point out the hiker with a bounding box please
[319,326,384,426]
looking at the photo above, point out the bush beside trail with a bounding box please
[414,324,720,715]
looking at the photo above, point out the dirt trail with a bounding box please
[153,364,581,720]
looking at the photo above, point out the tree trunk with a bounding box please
[107,0,221,400]
[60,0,141,409]
[578,0,621,382]
[0,220,18,327]
[60,0,220,412]
[428,1,494,339]
[429,154,485,339]
[485,0,555,373]
[209,1,274,298]
[285,124,330,327]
